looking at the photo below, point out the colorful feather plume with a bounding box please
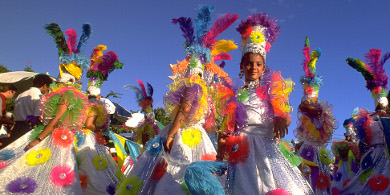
[300,37,323,92]
[136,79,147,99]
[236,13,280,44]
[184,161,227,195]
[202,13,239,48]
[124,79,154,110]
[172,17,195,48]
[194,5,214,44]
[44,23,69,56]
[77,23,92,51]
[147,82,154,97]
[65,29,78,55]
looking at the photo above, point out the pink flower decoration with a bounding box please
[0,161,10,170]
[50,165,75,187]
[368,174,390,192]
[265,188,291,195]
[52,128,74,148]
[265,43,271,52]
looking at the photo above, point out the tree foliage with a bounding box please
[0,65,10,73]
[105,90,123,99]
[24,66,34,72]
[154,107,171,126]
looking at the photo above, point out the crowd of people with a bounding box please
[0,5,390,195]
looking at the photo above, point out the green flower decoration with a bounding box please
[92,155,108,170]
[29,124,46,141]
[360,169,373,184]
[180,179,191,195]
[319,147,332,165]
[279,141,302,167]
[249,31,265,44]
[116,174,143,195]
[189,57,198,69]
[237,89,249,103]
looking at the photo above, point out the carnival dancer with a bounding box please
[0,23,92,194]
[340,49,390,194]
[293,37,337,194]
[76,44,124,194]
[217,13,313,195]
[331,116,360,192]
[117,5,238,194]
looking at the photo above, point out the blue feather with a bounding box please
[184,161,227,195]
[147,82,154,97]
[314,48,322,58]
[77,23,93,51]
[194,5,214,44]
[185,45,211,63]
[58,52,91,69]
[124,85,144,102]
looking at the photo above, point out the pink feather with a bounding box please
[100,51,118,76]
[365,49,382,76]
[213,53,232,61]
[136,79,147,99]
[65,29,78,55]
[202,13,239,48]
[302,46,313,78]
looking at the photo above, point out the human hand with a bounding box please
[165,136,174,153]
[24,139,40,151]
[274,117,288,139]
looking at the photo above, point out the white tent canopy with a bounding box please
[0,71,40,96]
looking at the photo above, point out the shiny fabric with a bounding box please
[229,90,313,195]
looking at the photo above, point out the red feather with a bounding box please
[136,79,147,99]
[302,46,313,78]
[213,53,232,61]
[202,13,239,48]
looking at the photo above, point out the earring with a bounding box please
[239,70,244,79]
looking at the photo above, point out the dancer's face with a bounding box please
[240,53,265,81]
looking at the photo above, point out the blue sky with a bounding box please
[1,0,389,143]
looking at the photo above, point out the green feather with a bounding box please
[114,60,124,69]
[180,180,191,195]
[44,23,69,56]
[28,124,46,141]
[305,36,310,47]
[346,58,373,81]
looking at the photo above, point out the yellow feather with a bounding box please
[211,40,237,56]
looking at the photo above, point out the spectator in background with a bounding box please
[0,83,17,148]
[1,74,52,149]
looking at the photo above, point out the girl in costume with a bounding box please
[76,44,124,194]
[124,79,160,147]
[340,49,390,194]
[331,117,360,192]
[0,23,92,194]
[294,37,337,194]
[117,5,238,194]
[217,13,313,195]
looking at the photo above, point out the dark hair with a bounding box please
[0,83,17,93]
[33,74,53,88]
[88,95,98,100]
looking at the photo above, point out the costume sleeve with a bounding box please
[267,71,294,120]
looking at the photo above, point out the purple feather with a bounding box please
[219,61,225,68]
[365,49,389,90]
[172,17,195,47]
[236,13,280,44]
[147,82,154,97]
[100,51,118,77]
[380,52,390,67]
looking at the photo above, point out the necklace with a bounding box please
[245,80,260,90]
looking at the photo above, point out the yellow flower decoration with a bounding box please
[25,147,52,166]
[250,30,265,44]
[116,174,143,195]
[181,127,202,147]
[92,155,108,170]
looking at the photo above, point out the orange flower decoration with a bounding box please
[52,128,74,148]
[95,132,107,145]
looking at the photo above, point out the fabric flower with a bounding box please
[250,30,265,44]
[360,169,373,184]
[75,131,86,148]
[95,132,107,145]
[152,159,167,180]
[52,128,74,148]
[331,187,340,195]
[223,135,249,164]
[237,89,249,103]
[50,165,75,187]
[25,147,51,166]
[241,24,253,39]
[316,172,330,190]
[334,172,342,182]
[79,174,88,189]
[368,174,390,192]
[319,147,332,165]
[145,137,163,155]
[265,188,290,195]
[106,183,116,195]
[0,149,15,161]
[0,161,10,170]
[181,127,202,147]
[116,174,143,195]
[279,141,302,167]
[6,177,38,194]
[93,155,108,170]
[201,152,217,161]
[361,155,373,170]
[300,145,315,161]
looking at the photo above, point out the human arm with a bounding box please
[24,101,69,151]
[274,116,291,139]
[165,88,191,152]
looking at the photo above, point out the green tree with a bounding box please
[154,107,171,126]
[24,66,34,72]
[105,90,123,99]
[0,65,10,73]
[0,65,14,115]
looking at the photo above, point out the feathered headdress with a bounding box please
[168,5,238,82]
[346,49,390,107]
[86,45,123,96]
[300,37,323,101]
[124,79,154,112]
[45,23,92,82]
[236,13,280,62]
